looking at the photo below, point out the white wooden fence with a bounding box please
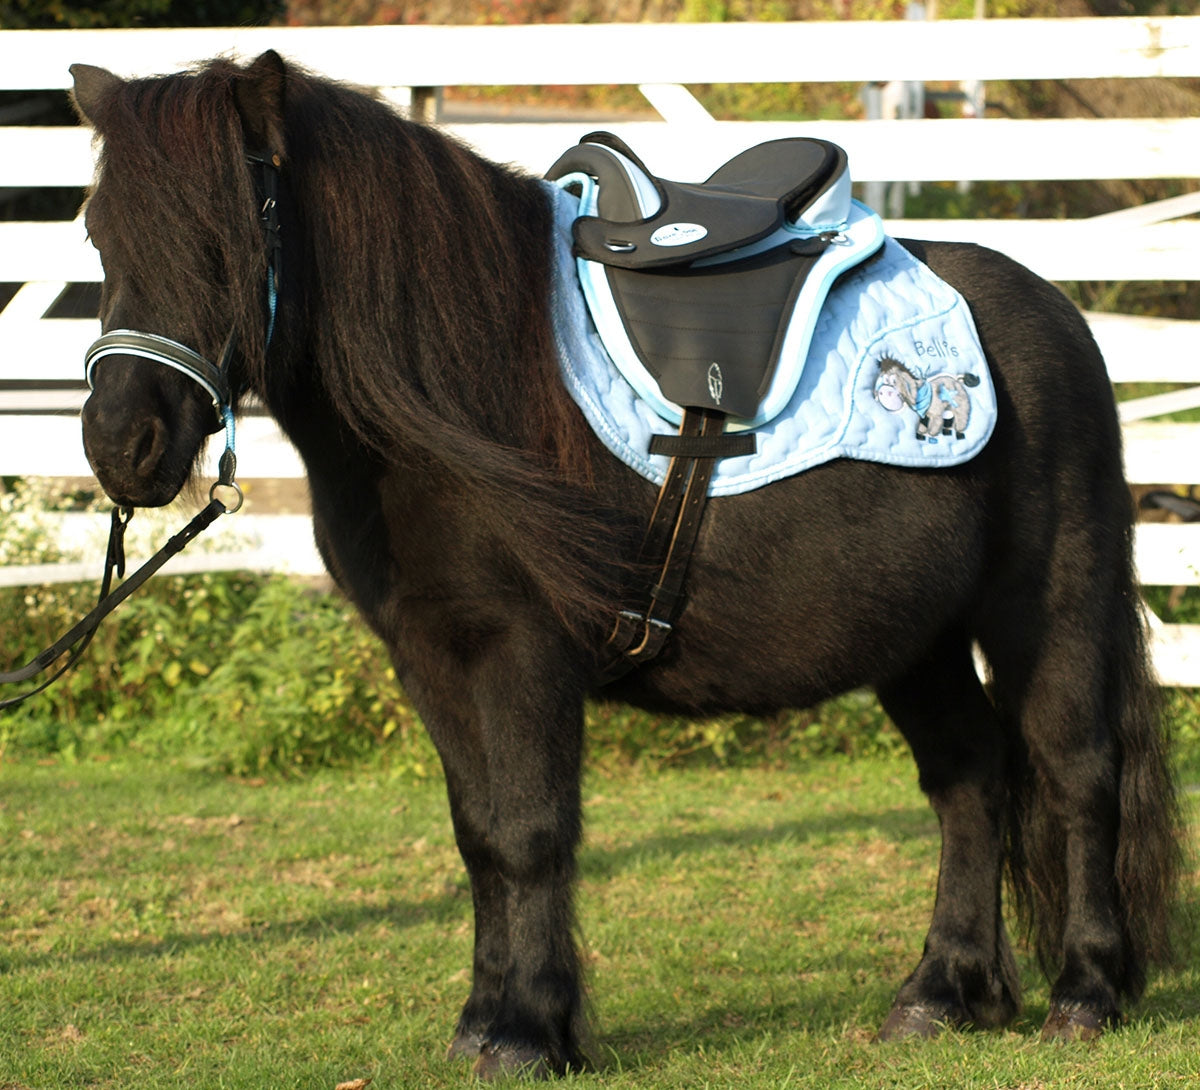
[2,18,1199,680]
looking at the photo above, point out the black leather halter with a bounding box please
[81,150,282,502]
[1,151,283,710]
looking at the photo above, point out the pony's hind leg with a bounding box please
[980,529,1179,1041]
[874,635,1021,1039]
[989,612,1173,1040]
[992,636,1127,1039]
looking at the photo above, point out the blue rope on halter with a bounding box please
[221,402,237,461]
[254,147,283,352]
[266,270,278,348]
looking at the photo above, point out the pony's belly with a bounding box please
[602,603,904,717]
[599,464,988,716]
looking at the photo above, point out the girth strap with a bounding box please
[599,407,737,684]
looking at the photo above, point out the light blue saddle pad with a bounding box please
[545,181,996,497]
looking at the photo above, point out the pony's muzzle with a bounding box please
[81,393,176,507]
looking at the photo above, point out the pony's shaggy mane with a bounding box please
[276,64,591,479]
[83,56,626,632]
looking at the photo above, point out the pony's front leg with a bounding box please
[471,692,588,1079]
[440,761,512,1062]
[414,648,589,1079]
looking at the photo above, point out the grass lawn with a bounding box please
[0,755,1197,1089]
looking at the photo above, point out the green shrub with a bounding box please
[586,689,905,773]
[143,577,437,777]
[0,478,432,773]
[1,570,272,757]
[3,522,905,775]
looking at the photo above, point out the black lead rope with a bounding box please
[0,497,232,712]
[5,321,246,714]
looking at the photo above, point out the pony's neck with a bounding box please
[279,82,574,466]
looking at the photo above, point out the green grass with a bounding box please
[0,756,1197,1088]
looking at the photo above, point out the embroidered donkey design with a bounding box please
[873,355,981,442]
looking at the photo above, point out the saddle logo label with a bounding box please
[873,355,980,443]
[650,222,709,247]
[707,362,724,404]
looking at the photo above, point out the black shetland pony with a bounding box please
[69,52,1179,1078]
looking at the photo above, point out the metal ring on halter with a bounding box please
[208,438,243,513]
[209,478,245,514]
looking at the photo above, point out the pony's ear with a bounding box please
[234,50,287,161]
[70,63,123,128]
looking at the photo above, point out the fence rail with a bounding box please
[4,18,1199,88]
[2,17,1199,680]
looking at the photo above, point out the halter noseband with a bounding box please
[85,328,236,433]
[81,150,283,510]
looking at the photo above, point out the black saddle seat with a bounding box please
[546,131,845,270]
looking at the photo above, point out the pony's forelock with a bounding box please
[85,60,272,383]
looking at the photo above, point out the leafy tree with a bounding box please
[0,0,285,29]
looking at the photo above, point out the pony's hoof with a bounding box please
[875,1002,957,1041]
[1041,1002,1114,1042]
[445,1029,486,1061]
[472,1042,556,1081]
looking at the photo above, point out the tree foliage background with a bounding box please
[0,0,284,28]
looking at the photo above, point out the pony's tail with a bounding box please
[1109,624,1184,993]
[1005,582,1183,1000]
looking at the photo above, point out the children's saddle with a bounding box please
[545,132,883,681]
[546,130,882,426]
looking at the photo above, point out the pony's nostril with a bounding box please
[81,399,126,474]
[130,418,166,477]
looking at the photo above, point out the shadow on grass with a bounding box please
[4,790,1193,1070]
[579,805,1200,1070]
[3,804,939,977]
[0,891,471,976]
[593,976,1196,1077]
[590,975,895,1069]
[580,805,938,881]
